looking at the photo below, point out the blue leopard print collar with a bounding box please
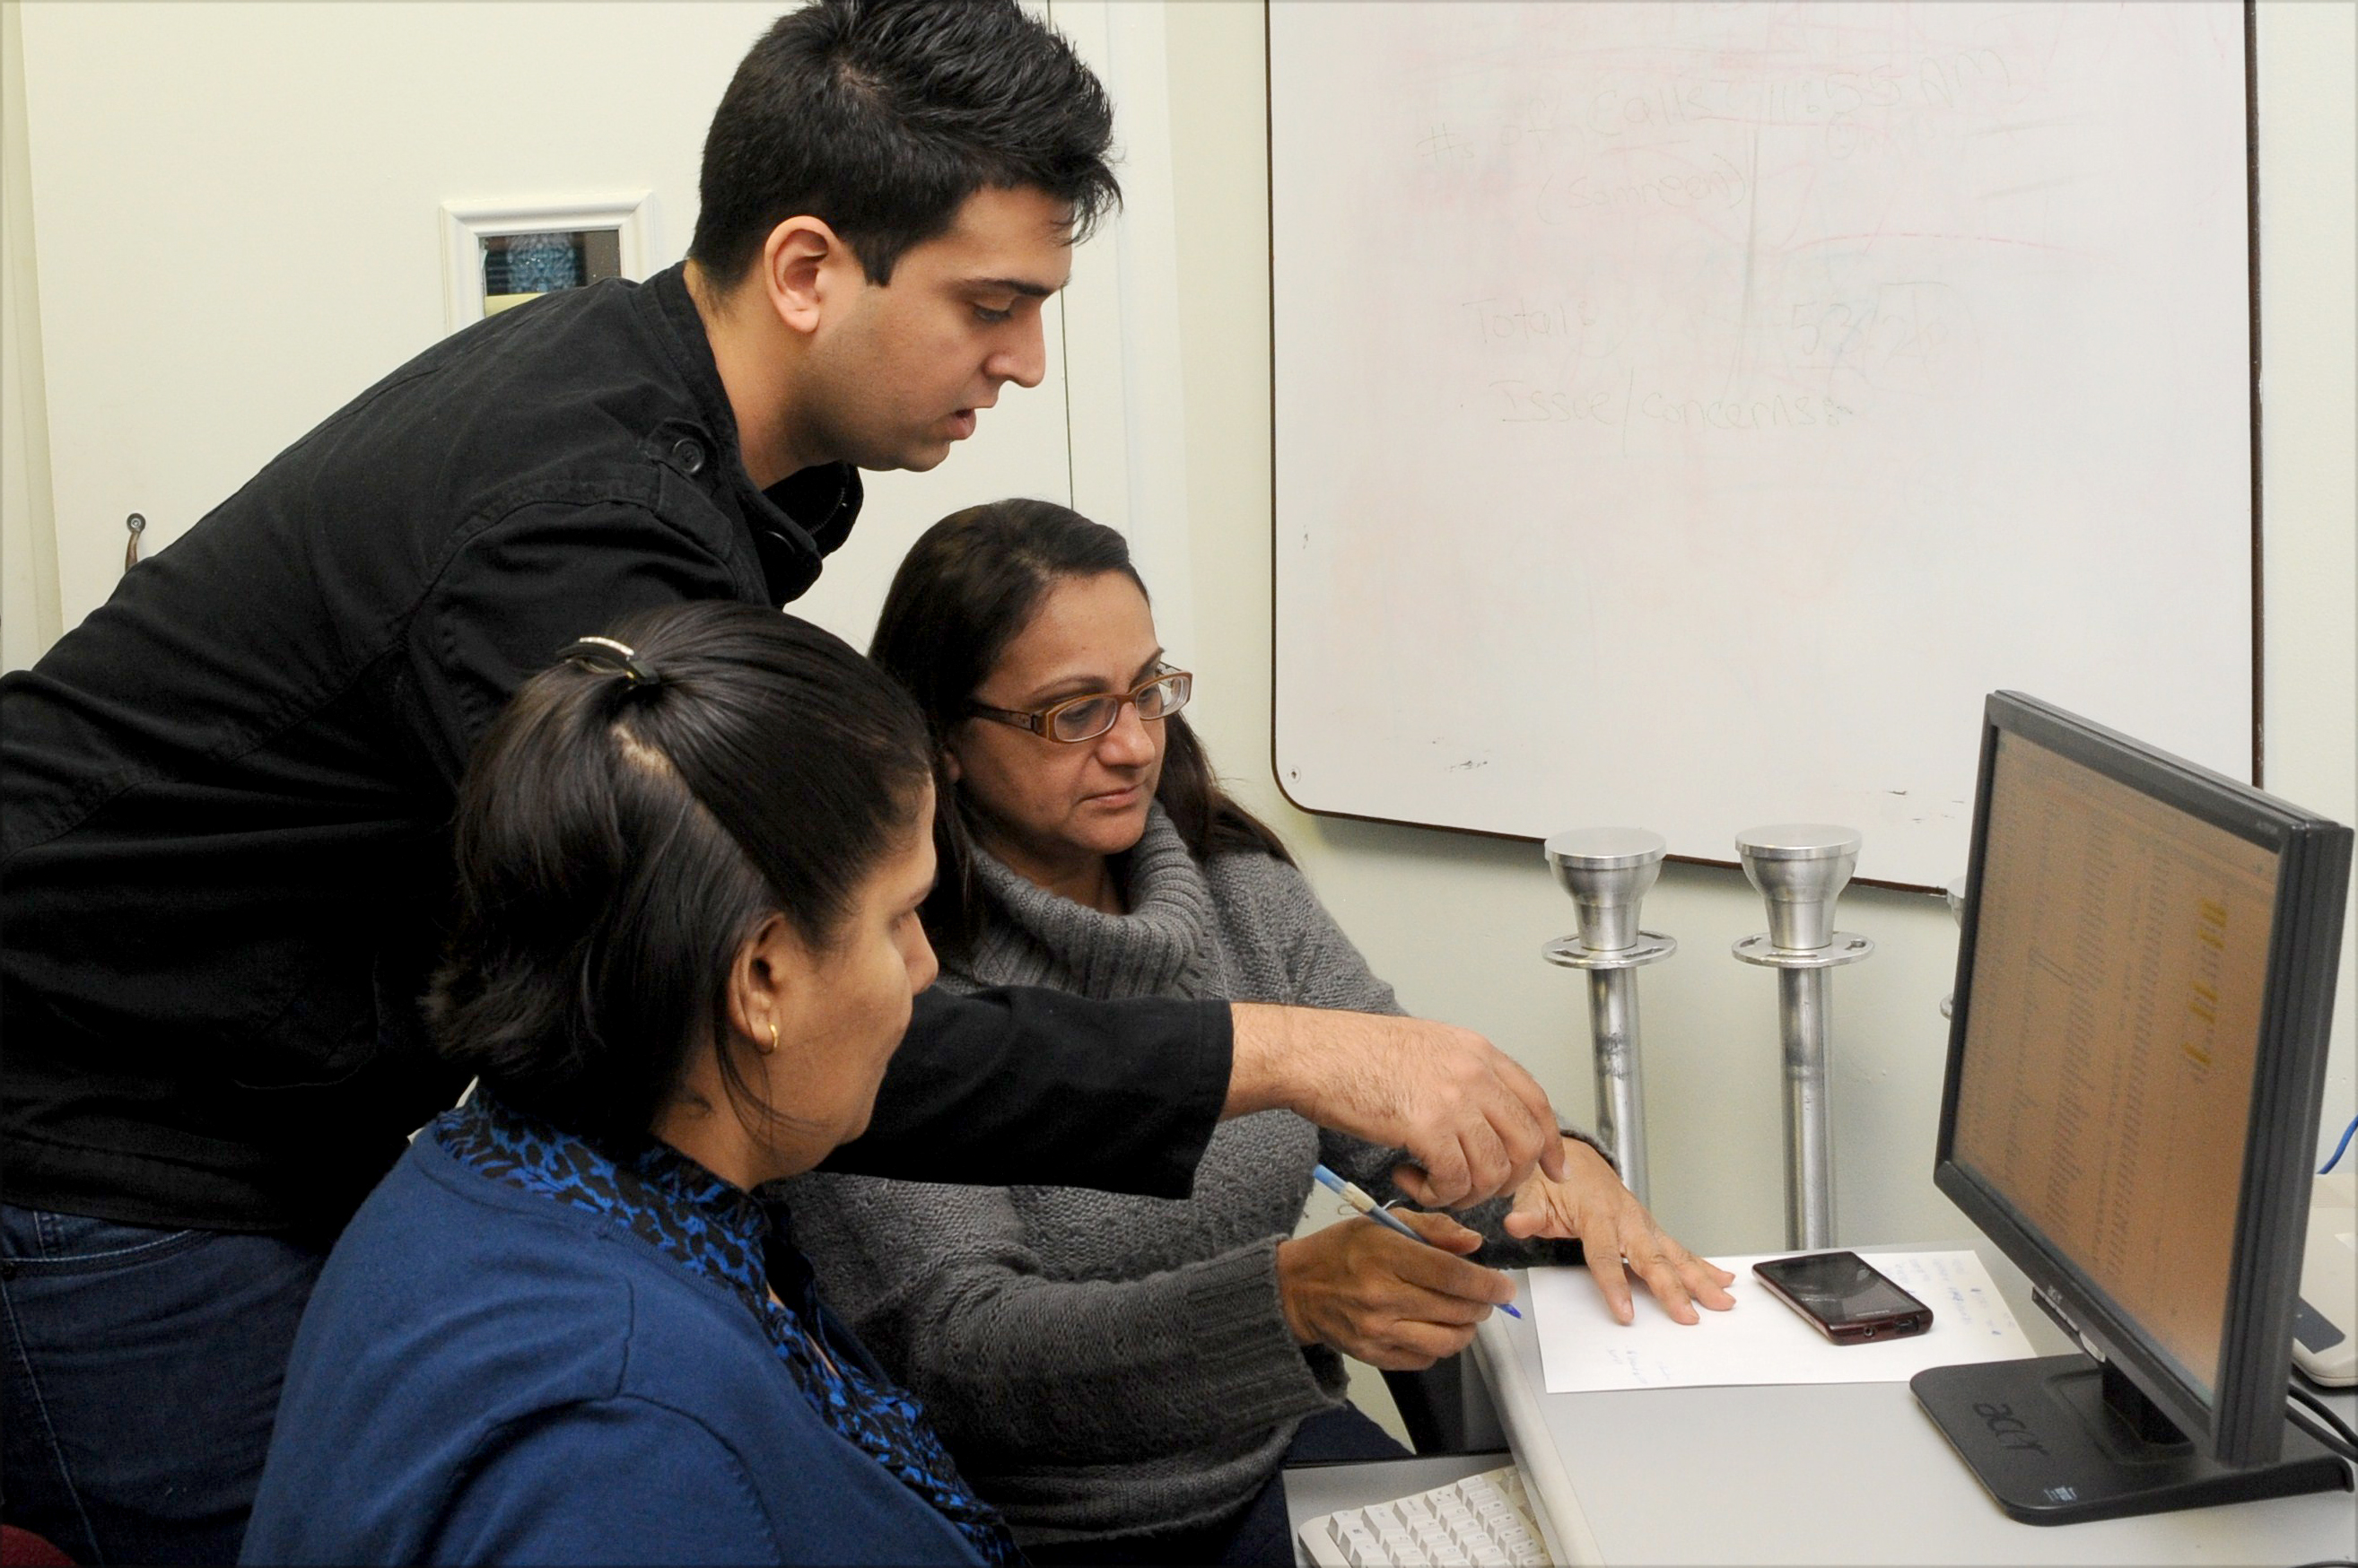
[435,1092,1021,1564]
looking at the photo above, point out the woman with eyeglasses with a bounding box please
[786,500,1733,1565]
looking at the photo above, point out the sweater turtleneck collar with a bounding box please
[961,804,1219,1000]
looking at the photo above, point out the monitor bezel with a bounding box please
[1932,691,2348,1467]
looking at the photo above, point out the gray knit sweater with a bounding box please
[785,806,1577,1543]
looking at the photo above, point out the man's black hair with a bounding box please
[691,0,1121,287]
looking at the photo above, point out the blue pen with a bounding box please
[1310,1163,1523,1319]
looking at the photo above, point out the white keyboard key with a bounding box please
[1303,1524,1346,1568]
[1297,1465,1549,1568]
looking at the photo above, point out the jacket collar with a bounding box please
[642,263,864,607]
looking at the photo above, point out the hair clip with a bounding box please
[560,635,661,689]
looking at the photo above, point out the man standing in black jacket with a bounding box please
[0,4,1587,1563]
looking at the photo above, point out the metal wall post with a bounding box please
[1733,824,1873,1250]
[1542,828,1675,1205]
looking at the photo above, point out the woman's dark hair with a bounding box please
[427,601,932,1146]
[690,0,1121,288]
[869,497,1290,955]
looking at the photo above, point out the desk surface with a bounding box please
[1472,1246,2357,1566]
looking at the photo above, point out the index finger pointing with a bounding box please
[1489,1053,1566,1182]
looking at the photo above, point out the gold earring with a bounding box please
[764,1019,781,1057]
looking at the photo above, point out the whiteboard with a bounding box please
[1271,2,2254,888]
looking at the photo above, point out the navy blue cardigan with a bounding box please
[242,1119,992,1565]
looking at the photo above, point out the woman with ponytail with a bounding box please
[242,602,1016,1565]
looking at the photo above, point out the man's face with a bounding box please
[805,186,1073,472]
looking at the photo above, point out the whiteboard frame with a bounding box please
[1263,0,2265,892]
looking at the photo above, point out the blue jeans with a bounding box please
[0,1206,326,1565]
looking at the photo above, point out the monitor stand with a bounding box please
[1912,1355,2349,1524]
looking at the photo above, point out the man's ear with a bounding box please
[939,744,965,785]
[758,216,852,336]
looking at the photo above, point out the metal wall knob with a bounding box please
[1734,823,1861,952]
[1940,875,1967,1019]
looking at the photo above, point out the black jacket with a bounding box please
[1,265,1225,1236]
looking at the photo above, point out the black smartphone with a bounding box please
[1751,1251,1934,1345]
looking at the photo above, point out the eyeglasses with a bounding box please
[968,667,1192,744]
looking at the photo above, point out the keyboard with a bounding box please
[1296,1463,1551,1567]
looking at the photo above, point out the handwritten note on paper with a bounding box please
[1527,1250,2034,1395]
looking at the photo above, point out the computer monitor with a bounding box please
[1913,692,2353,1523]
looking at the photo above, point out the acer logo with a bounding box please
[1971,1400,2048,1455]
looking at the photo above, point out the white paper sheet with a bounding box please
[1528,1250,2036,1394]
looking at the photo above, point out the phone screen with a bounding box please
[1753,1252,1929,1329]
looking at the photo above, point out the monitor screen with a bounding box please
[1951,728,2278,1399]
[1916,693,2350,1523]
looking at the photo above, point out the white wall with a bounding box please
[2256,2,2358,1166]
[1159,0,2357,1260]
[803,0,1204,658]
[1,0,63,670]
[3,0,1075,657]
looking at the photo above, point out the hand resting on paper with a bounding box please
[1498,1137,1736,1326]
[1275,1208,1518,1370]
